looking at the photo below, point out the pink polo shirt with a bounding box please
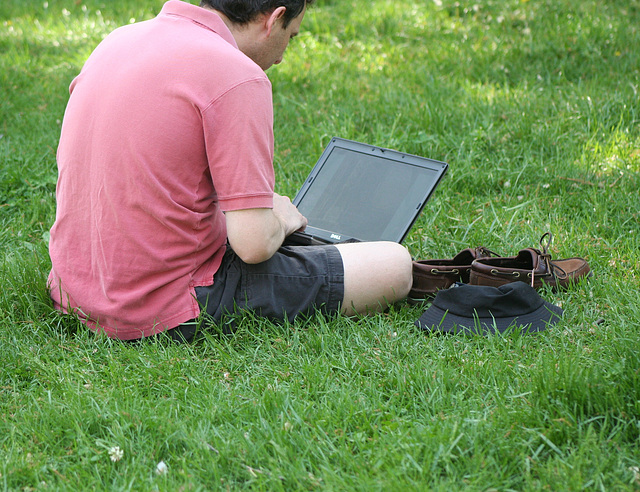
[48,0,275,339]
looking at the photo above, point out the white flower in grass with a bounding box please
[156,460,168,475]
[109,446,124,462]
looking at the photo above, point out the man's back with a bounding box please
[49,1,276,339]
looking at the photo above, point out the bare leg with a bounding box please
[334,241,412,316]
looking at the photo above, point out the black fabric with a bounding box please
[194,244,344,325]
[416,282,563,335]
[149,245,343,343]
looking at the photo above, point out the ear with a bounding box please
[265,6,286,37]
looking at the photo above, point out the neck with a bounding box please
[202,7,267,67]
[202,7,258,52]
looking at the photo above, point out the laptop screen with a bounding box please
[293,138,447,243]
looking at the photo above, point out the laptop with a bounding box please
[285,137,448,245]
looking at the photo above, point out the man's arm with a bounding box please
[225,193,308,264]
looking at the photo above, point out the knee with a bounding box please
[388,242,413,298]
[373,241,412,300]
[335,240,413,309]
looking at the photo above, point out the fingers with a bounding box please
[273,194,307,236]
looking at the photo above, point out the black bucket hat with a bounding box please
[415,282,563,335]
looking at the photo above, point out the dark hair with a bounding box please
[200,0,314,28]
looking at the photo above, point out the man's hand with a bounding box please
[225,194,307,264]
[272,193,308,236]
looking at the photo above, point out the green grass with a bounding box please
[2,0,640,489]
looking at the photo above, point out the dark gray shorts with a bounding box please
[169,245,344,341]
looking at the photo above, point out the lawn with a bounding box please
[1,0,639,489]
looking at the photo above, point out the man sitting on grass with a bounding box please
[48,0,413,341]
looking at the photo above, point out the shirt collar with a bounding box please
[159,0,238,49]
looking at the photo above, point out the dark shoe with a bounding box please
[469,233,591,290]
[409,247,498,301]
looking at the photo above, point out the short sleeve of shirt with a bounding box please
[203,77,275,212]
